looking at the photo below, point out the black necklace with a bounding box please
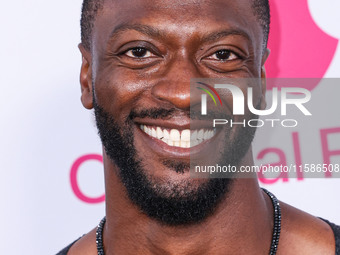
[96,216,106,255]
[96,188,281,255]
[262,188,282,255]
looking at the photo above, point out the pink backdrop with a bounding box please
[1,0,339,254]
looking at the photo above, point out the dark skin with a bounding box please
[71,0,336,254]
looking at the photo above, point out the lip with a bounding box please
[135,121,221,159]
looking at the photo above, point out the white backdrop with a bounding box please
[0,0,339,254]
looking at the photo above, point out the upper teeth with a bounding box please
[140,125,216,148]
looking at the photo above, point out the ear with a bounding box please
[78,43,93,109]
[260,48,270,110]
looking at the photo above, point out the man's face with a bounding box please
[83,0,266,225]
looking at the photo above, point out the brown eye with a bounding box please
[208,49,238,61]
[125,47,154,58]
[216,50,231,60]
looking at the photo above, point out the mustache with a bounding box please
[129,108,178,119]
[128,108,232,121]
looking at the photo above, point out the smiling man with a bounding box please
[58,0,340,254]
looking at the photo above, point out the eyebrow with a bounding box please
[109,24,165,40]
[200,29,251,44]
[109,24,251,43]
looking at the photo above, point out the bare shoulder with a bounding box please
[67,227,97,255]
[277,201,336,255]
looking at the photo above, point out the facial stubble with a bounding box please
[93,99,257,226]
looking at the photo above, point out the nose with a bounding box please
[151,57,200,110]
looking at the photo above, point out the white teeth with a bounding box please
[139,125,216,148]
[156,127,163,139]
[191,130,197,140]
[163,129,170,140]
[181,141,190,148]
[204,130,214,140]
[181,129,190,142]
[170,129,180,142]
[151,128,157,138]
[197,129,204,140]
[203,130,209,140]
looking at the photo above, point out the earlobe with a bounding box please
[262,48,270,66]
[79,43,94,109]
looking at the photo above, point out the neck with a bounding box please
[102,152,274,255]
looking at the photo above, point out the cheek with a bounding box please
[94,68,150,118]
[239,79,263,112]
[215,78,263,121]
[247,80,263,107]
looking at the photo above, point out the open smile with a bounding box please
[139,125,217,148]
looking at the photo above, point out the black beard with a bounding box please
[94,100,257,226]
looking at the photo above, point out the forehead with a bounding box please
[93,0,262,51]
